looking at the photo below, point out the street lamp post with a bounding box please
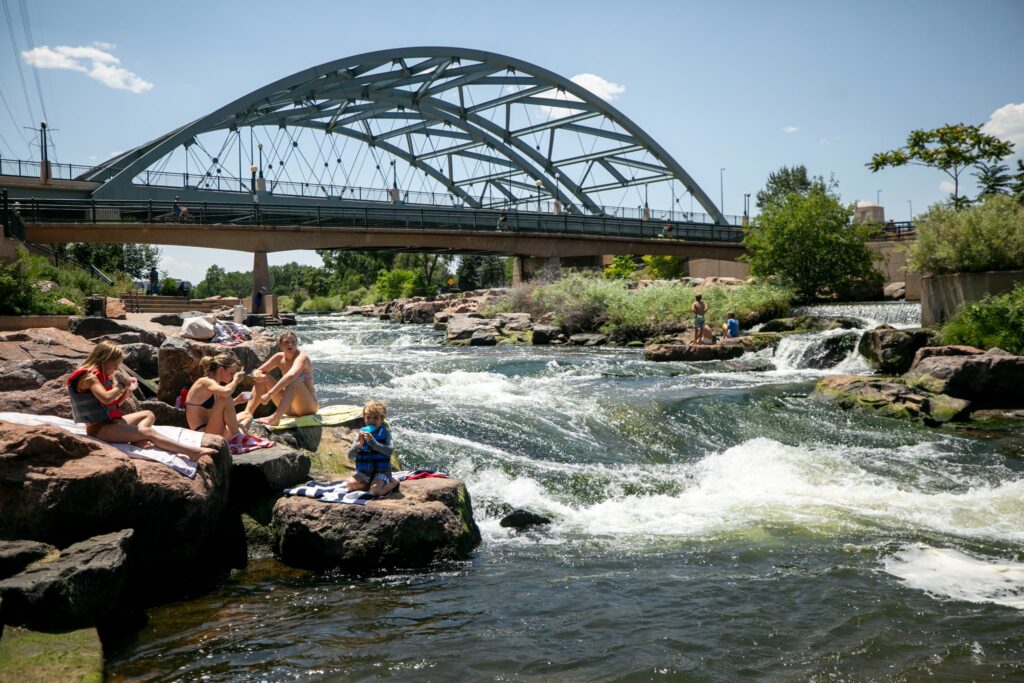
[256,144,265,192]
[250,165,257,194]
[876,189,882,205]
[720,168,726,214]
[535,178,542,213]
[907,199,913,221]
[554,172,560,214]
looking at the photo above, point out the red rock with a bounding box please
[910,345,984,370]
[105,298,127,320]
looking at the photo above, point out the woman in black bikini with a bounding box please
[185,353,255,448]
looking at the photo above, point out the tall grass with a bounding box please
[908,194,1024,275]
[524,272,793,341]
[940,283,1024,354]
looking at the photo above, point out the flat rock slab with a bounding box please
[0,530,131,631]
[231,445,311,494]
[0,626,103,682]
[272,478,481,570]
[816,374,971,424]
[0,541,55,580]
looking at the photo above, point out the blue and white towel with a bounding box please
[284,480,377,505]
[0,412,199,478]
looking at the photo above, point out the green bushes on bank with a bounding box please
[940,283,1024,354]
[909,194,1024,275]
[515,272,793,341]
[0,248,128,315]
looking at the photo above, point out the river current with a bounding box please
[109,306,1024,681]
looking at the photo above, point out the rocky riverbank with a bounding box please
[0,314,481,647]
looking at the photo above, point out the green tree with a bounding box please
[477,256,508,288]
[456,255,481,291]
[317,249,395,292]
[376,269,415,301]
[641,255,687,279]
[755,164,812,210]
[868,123,1014,209]
[603,254,638,280]
[62,243,161,278]
[1013,159,1024,205]
[743,182,881,300]
[973,162,1013,198]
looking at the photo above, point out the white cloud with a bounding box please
[782,125,799,134]
[21,44,153,93]
[982,102,1024,159]
[92,41,116,50]
[536,73,626,119]
[939,180,956,193]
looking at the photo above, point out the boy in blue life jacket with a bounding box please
[345,400,398,496]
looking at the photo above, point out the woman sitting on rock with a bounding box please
[246,330,319,427]
[185,352,259,450]
[68,340,216,461]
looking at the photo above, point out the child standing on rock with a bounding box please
[345,400,398,496]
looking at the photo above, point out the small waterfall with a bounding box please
[772,329,865,372]
[792,302,920,328]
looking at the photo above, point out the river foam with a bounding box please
[883,544,1024,610]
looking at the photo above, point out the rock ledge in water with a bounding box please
[272,478,481,569]
[500,509,552,529]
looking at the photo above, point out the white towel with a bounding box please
[0,412,199,478]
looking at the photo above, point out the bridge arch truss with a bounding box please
[86,47,728,224]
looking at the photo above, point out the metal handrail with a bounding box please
[15,196,747,244]
[0,156,747,226]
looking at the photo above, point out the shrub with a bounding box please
[908,194,1024,275]
[532,272,626,334]
[604,255,638,280]
[277,295,295,312]
[298,295,347,313]
[0,249,87,315]
[641,255,687,280]
[375,269,416,301]
[940,283,1024,354]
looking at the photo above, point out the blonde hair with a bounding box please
[81,340,123,371]
[363,400,387,422]
[278,330,298,348]
[199,352,239,377]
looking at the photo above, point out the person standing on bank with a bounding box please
[692,293,708,344]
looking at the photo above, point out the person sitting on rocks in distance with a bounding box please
[701,323,718,345]
[186,352,255,450]
[692,293,708,345]
[345,400,398,496]
[68,340,216,461]
[247,330,319,427]
[722,311,740,338]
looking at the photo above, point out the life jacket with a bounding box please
[66,367,123,424]
[354,423,392,474]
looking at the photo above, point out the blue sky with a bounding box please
[2,0,1022,282]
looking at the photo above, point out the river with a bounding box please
[108,304,1024,681]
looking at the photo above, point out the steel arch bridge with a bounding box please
[82,47,729,225]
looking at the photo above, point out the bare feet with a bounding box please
[256,414,282,426]
[183,446,219,461]
[131,440,155,448]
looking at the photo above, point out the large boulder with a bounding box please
[272,478,481,569]
[231,446,311,496]
[569,333,608,346]
[0,329,96,416]
[151,313,184,327]
[157,334,276,404]
[904,348,1024,406]
[644,334,780,362]
[104,298,127,320]
[446,313,498,342]
[909,345,984,370]
[786,330,860,370]
[0,423,233,603]
[67,316,156,343]
[495,312,533,331]
[93,329,167,347]
[401,300,446,324]
[120,342,159,377]
[816,374,970,424]
[530,324,559,345]
[0,530,132,631]
[857,326,940,375]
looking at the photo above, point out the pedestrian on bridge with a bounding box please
[497,211,508,231]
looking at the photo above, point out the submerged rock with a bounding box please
[500,509,552,529]
[816,374,970,424]
[569,333,608,346]
[272,477,481,569]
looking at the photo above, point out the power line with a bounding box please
[0,73,31,153]
[17,0,49,125]
[1,0,37,126]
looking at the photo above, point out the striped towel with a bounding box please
[283,480,376,505]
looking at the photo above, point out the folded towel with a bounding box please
[394,469,449,481]
[0,412,199,478]
[283,479,377,505]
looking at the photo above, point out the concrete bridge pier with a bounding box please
[512,255,604,285]
[252,251,270,312]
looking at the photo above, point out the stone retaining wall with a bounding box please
[921,269,1024,325]
[0,315,70,332]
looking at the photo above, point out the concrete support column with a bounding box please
[252,251,270,312]
[512,257,525,286]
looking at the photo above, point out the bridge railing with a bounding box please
[14,197,747,244]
